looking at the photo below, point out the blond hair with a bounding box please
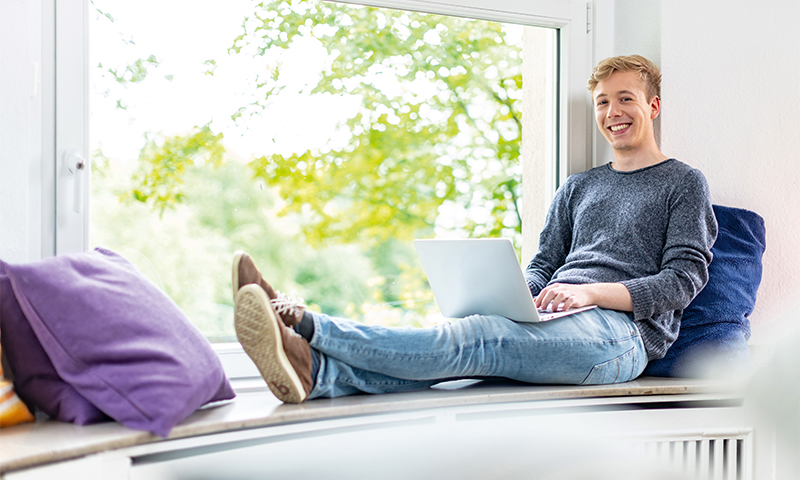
[587,55,662,101]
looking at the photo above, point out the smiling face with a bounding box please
[593,71,661,157]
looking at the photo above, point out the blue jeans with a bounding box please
[306,308,648,399]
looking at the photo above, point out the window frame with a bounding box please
[47,0,594,381]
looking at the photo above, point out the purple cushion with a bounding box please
[1,260,109,425]
[3,248,235,436]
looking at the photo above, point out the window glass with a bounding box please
[90,0,551,341]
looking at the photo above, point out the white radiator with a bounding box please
[632,430,753,480]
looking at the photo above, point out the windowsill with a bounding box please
[0,376,742,475]
[213,342,260,380]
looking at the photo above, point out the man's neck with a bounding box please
[609,145,668,172]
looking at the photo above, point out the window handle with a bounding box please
[64,147,85,173]
[63,148,85,214]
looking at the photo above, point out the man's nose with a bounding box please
[607,101,622,117]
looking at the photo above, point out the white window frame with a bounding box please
[46,0,594,380]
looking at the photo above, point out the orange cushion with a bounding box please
[1,336,34,428]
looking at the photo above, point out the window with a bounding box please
[53,0,592,376]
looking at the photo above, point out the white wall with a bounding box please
[593,0,799,341]
[659,0,800,341]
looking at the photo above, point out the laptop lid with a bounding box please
[414,238,541,323]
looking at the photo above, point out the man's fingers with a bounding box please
[560,297,575,311]
[537,288,558,308]
[536,283,585,311]
[537,287,567,311]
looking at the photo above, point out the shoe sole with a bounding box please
[231,250,246,302]
[234,285,307,403]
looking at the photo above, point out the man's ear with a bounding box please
[650,96,661,120]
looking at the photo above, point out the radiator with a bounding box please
[632,430,753,480]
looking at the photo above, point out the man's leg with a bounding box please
[231,251,648,402]
[308,352,442,398]
[306,308,648,399]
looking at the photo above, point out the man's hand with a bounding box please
[534,282,633,313]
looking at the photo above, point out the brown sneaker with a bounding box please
[232,250,305,327]
[234,284,313,403]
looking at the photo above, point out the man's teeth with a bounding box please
[610,124,630,132]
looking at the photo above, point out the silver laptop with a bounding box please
[414,238,596,323]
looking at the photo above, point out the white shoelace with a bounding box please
[271,291,306,317]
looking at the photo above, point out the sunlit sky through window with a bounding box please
[91,0,522,166]
[91,0,360,163]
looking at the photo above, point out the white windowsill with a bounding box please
[0,376,743,476]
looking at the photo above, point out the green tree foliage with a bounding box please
[107,54,160,85]
[232,0,523,246]
[92,1,526,336]
[93,156,393,341]
[123,125,226,213]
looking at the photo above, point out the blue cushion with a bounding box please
[644,205,766,377]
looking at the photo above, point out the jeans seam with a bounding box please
[316,378,424,388]
[316,334,638,359]
[580,345,635,385]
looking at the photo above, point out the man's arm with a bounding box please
[524,180,574,295]
[534,282,632,312]
[621,170,717,321]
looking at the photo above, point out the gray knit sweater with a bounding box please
[524,159,718,360]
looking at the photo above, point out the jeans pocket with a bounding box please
[580,346,637,385]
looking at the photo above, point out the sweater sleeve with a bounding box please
[621,168,718,321]
[524,182,573,296]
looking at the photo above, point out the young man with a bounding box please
[232,55,717,403]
